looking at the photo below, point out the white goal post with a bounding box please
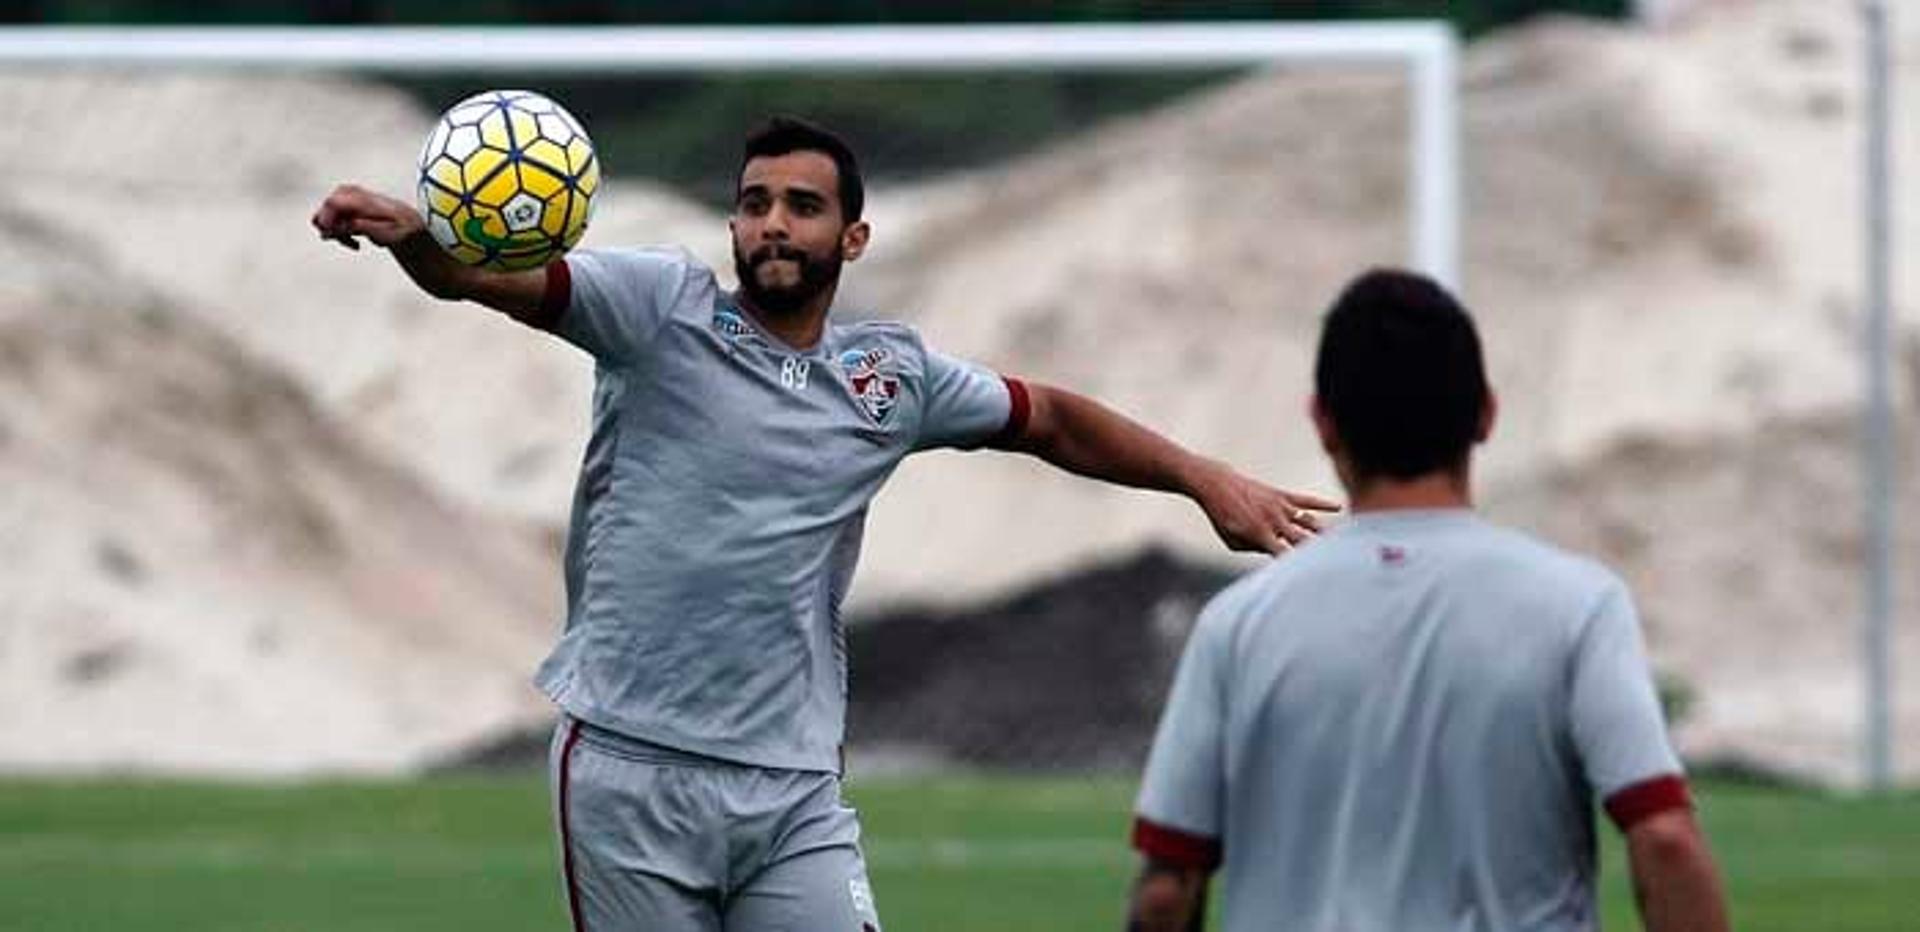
[0,22,1460,289]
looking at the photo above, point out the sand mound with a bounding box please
[1494,409,1920,784]
[0,199,557,775]
[856,4,1916,605]
[0,70,725,525]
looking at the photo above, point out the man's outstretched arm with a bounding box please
[994,380,1337,553]
[310,184,550,320]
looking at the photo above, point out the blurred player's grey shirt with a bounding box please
[1135,510,1684,932]
[532,247,1014,773]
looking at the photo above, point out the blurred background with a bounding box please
[0,1,1915,929]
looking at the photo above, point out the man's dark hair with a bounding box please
[1314,268,1489,481]
[739,115,865,223]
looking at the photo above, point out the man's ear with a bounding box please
[841,219,871,262]
[1476,389,1498,444]
[1310,395,1341,456]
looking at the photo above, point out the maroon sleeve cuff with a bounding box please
[1131,816,1222,871]
[512,257,572,332]
[988,376,1031,447]
[1604,774,1693,831]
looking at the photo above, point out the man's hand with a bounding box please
[311,183,426,251]
[1184,458,1339,554]
[1003,382,1339,555]
[1126,860,1209,932]
[308,183,547,316]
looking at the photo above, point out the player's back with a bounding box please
[1164,509,1668,932]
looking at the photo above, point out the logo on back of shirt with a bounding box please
[840,347,900,425]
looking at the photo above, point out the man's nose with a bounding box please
[760,203,791,239]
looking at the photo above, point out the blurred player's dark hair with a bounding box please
[739,115,865,223]
[1314,269,1489,480]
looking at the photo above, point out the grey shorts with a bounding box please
[550,718,882,932]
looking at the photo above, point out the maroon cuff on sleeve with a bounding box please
[1131,816,1222,871]
[514,257,571,332]
[988,376,1031,447]
[1604,774,1693,831]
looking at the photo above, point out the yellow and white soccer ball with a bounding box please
[416,89,599,271]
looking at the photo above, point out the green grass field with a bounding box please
[0,775,1912,931]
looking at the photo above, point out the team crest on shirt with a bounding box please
[840,347,901,425]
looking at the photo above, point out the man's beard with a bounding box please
[734,241,844,317]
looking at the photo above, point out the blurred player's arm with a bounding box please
[1125,859,1209,932]
[1571,583,1730,932]
[310,184,547,319]
[1625,808,1731,932]
[1128,594,1229,932]
[997,381,1337,553]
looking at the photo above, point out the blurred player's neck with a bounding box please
[1348,469,1473,513]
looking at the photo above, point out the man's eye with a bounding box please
[792,200,822,216]
[740,197,770,214]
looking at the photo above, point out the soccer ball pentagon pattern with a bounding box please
[416,90,599,271]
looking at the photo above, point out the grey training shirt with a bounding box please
[1135,510,1686,932]
[530,247,1018,772]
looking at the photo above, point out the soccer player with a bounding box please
[1127,270,1730,932]
[312,116,1335,932]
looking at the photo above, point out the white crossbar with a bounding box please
[0,23,1461,288]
